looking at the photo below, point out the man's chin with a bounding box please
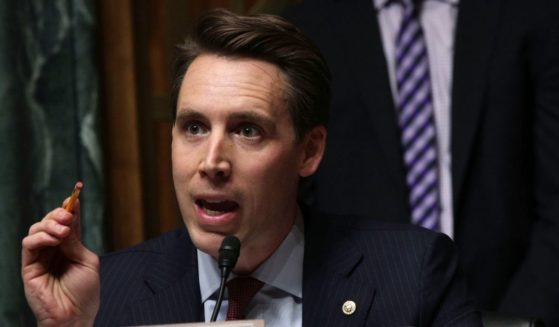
[187,229,226,259]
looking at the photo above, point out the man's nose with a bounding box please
[198,133,232,181]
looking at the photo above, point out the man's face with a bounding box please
[172,54,324,272]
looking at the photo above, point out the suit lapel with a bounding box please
[302,211,375,327]
[451,0,502,207]
[126,230,203,325]
[338,0,406,184]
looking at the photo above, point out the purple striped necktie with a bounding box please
[395,0,440,231]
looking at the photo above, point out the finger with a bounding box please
[61,197,82,240]
[72,198,81,215]
[21,246,38,272]
[22,231,65,251]
[27,222,42,236]
[43,219,72,238]
[64,241,100,270]
[71,199,82,240]
[28,213,71,235]
[57,231,98,270]
[23,221,94,271]
[57,200,90,260]
[22,217,95,271]
[21,231,65,268]
[28,209,73,235]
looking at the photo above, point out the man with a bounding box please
[284,0,559,324]
[22,9,481,326]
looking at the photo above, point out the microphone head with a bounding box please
[218,235,241,270]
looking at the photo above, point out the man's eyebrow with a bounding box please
[175,109,206,123]
[174,109,276,129]
[228,111,273,124]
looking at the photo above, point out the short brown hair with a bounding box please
[171,8,330,140]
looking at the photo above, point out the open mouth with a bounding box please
[195,199,239,216]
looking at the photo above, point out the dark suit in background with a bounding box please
[96,211,480,326]
[284,0,559,325]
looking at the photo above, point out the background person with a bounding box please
[284,0,559,324]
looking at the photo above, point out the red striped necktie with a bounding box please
[226,277,264,320]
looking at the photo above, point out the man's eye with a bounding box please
[186,122,206,135]
[237,125,261,138]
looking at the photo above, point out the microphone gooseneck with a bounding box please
[210,235,241,322]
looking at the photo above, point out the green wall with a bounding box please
[0,1,105,325]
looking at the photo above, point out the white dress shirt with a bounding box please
[198,211,304,326]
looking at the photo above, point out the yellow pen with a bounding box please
[64,181,83,212]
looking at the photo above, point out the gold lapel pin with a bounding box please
[342,300,356,315]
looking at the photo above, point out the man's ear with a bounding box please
[298,126,327,177]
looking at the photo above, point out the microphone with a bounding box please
[210,235,241,322]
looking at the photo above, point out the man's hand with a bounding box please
[22,199,100,327]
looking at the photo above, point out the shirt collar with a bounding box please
[198,209,305,302]
[373,0,459,10]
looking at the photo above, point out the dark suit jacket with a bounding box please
[95,211,481,326]
[284,0,559,325]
